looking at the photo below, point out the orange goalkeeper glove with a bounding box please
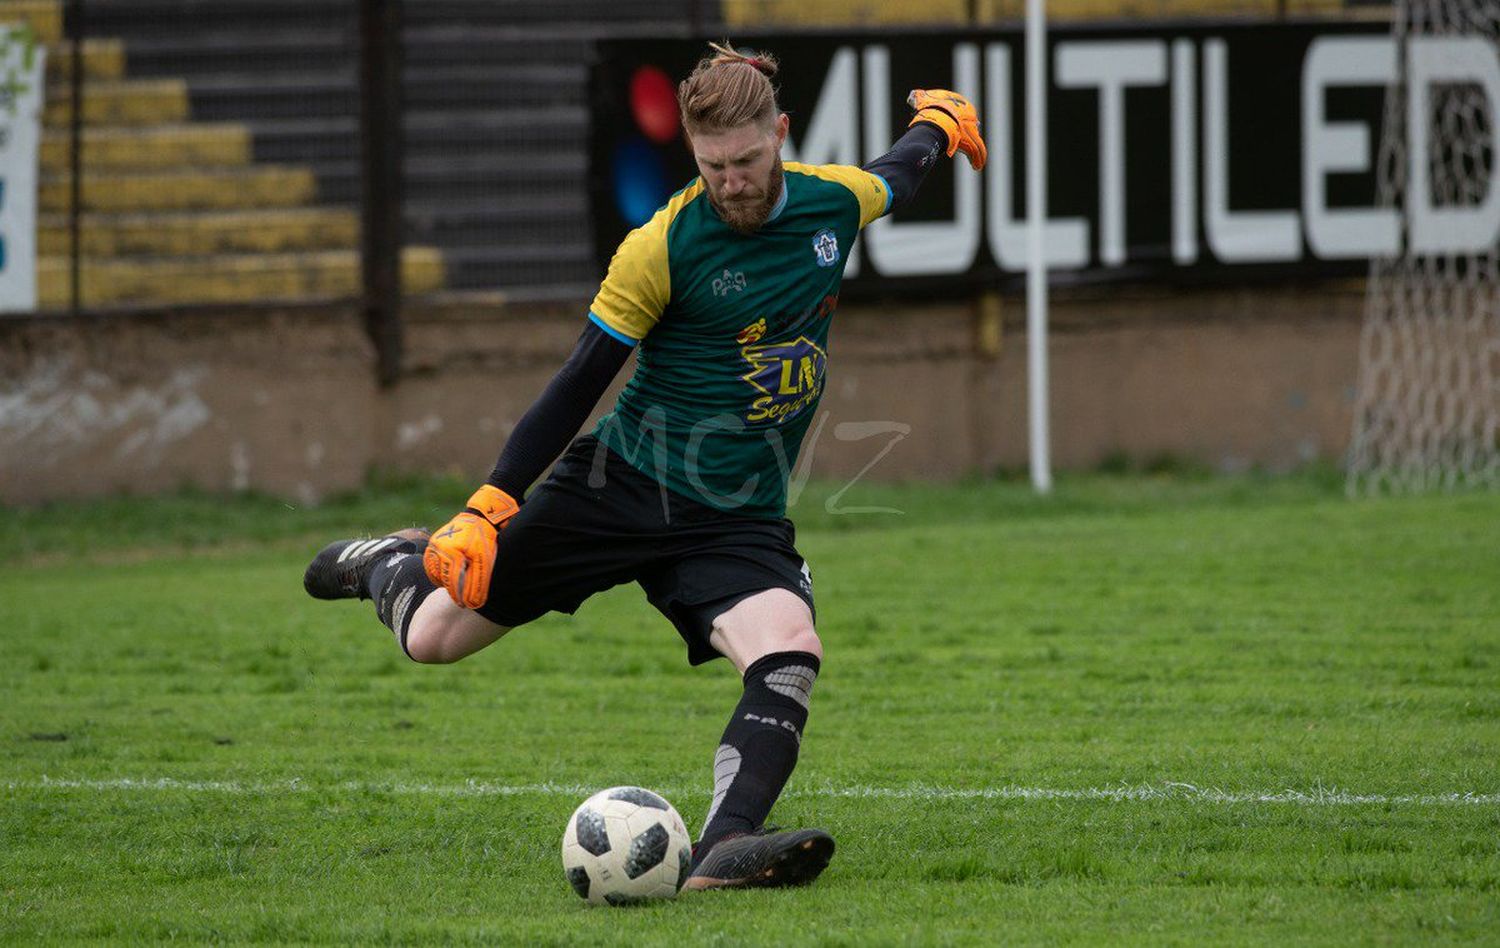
[423,485,520,609]
[907,88,987,172]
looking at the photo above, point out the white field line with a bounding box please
[6,776,1498,807]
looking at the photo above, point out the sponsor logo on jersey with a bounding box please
[741,335,827,426]
[812,229,840,268]
[713,268,747,296]
[736,318,767,344]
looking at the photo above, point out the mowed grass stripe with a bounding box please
[9,776,1499,807]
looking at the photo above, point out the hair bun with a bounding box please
[707,40,779,78]
[744,55,777,78]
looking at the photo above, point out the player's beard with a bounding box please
[712,158,784,235]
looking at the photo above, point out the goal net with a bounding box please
[1346,0,1500,494]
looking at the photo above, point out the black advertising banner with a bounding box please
[591,21,1498,294]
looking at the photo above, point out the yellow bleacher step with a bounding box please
[724,0,969,24]
[45,79,190,127]
[37,247,446,307]
[0,0,61,44]
[46,39,127,82]
[40,165,317,213]
[41,123,252,172]
[976,0,1342,16]
[727,0,1344,20]
[38,207,359,257]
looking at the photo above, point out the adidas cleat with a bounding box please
[302,528,430,601]
[683,828,835,890]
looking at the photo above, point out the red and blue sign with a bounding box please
[609,65,684,228]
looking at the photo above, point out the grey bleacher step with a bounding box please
[402,27,592,67]
[84,0,690,29]
[307,154,587,203]
[404,1,703,26]
[187,72,357,121]
[405,199,591,247]
[439,243,599,291]
[246,111,589,165]
[404,108,588,149]
[124,29,356,78]
[248,118,358,163]
[405,64,587,109]
[66,0,354,38]
[195,72,589,126]
[405,193,588,224]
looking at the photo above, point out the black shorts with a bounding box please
[476,436,815,665]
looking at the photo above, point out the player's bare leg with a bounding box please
[707,588,822,673]
[402,593,511,664]
[685,588,834,890]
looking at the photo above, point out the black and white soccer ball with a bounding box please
[561,786,693,906]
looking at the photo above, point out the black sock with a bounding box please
[366,553,438,658]
[696,650,821,858]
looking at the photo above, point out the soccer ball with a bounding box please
[561,786,693,906]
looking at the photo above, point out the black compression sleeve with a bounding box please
[862,122,948,213]
[485,321,633,498]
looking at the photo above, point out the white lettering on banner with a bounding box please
[1302,37,1399,258]
[1056,41,1168,266]
[783,46,863,276]
[776,31,1483,278]
[1203,39,1301,262]
[982,44,1089,269]
[1172,40,1197,265]
[0,25,44,312]
[862,43,983,275]
[1406,36,1500,255]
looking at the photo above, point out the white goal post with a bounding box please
[1346,0,1500,494]
[1026,0,1052,494]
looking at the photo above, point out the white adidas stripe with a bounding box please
[337,538,395,564]
[7,776,1497,807]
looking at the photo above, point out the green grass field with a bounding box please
[3,473,1498,945]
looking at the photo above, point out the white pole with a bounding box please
[1025,0,1052,494]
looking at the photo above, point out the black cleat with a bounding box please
[302,528,430,601]
[683,828,835,890]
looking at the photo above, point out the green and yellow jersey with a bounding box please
[588,161,892,519]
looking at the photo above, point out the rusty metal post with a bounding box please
[359,0,404,386]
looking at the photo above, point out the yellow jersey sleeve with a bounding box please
[589,214,672,342]
[790,163,892,230]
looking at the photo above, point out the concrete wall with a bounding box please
[0,283,1365,506]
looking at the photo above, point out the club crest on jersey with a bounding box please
[812,229,840,268]
[713,268,747,297]
[736,318,768,344]
[741,335,828,426]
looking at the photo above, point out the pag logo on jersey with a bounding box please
[741,335,828,426]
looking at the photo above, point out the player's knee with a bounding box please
[402,617,449,664]
[779,624,822,662]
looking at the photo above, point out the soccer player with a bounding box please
[304,42,986,889]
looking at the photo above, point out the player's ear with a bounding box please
[773,113,789,147]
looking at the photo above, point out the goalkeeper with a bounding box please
[304,42,985,890]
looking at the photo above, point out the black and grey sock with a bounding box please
[366,553,439,658]
[695,650,821,858]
